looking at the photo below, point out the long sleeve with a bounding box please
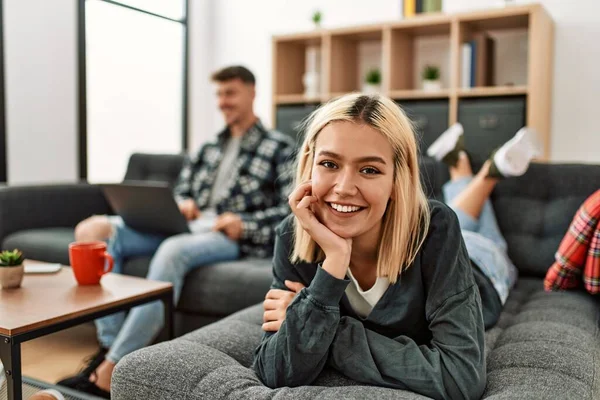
[172,150,201,203]
[252,220,350,388]
[239,142,294,247]
[327,204,486,400]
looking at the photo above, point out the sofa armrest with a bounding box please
[112,341,413,400]
[0,184,112,243]
[112,304,423,399]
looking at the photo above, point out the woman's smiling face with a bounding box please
[311,121,395,240]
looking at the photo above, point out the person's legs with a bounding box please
[93,216,166,349]
[92,231,240,391]
[443,153,507,250]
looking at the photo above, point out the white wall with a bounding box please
[188,0,215,150]
[205,0,600,163]
[4,0,78,184]
[3,0,598,182]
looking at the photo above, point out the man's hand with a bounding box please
[213,212,243,241]
[178,199,200,221]
[262,280,305,332]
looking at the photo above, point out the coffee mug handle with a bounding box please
[100,252,114,277]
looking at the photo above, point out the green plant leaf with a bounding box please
[365,68,382,84]
[0,249,24,267]
[422,65,440,80]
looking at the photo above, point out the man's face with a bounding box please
[216,78,255,126]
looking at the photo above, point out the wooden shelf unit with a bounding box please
[272,3,554,158]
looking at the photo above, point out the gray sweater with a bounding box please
[253,201,486,400]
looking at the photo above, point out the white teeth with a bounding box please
[330,203,361,213]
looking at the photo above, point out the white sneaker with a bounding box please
[492,127,540,177]
[426,123,464,161]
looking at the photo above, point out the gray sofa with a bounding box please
[0,153,274,335]
[112,159,600,399]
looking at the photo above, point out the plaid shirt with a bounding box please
[544,189,600,294]
[173,121,295,257]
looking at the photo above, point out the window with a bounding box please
[80,0,188,183]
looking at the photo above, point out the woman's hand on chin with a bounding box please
[289,181,352,279]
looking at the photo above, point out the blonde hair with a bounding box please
[291,93,430,283]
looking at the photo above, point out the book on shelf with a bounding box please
[423,0,442,13]
[404,0,416,17]
[461,33,496,88]
[416,0,423,14]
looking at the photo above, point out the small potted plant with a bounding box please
[312,10,322,28]
[0,249,25,289]
[363,68,382,94]
[422,65,442,92]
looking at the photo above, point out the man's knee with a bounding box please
[149,236,190,278]
[74,215,113,242]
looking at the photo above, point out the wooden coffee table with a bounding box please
[0,263,173,400]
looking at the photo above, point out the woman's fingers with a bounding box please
[284,280,305,293]
[263,309,281,323]
[265,289,289,299]
[288,181,312,206]
[262,320,282,332]
[262,298,278,310]
[296,195,317,210]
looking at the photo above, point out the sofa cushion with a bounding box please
[177,258,273,316]
[123,256,272,317]
[112,277,600,399]
[491,163,600,278]
[2,228,74,265]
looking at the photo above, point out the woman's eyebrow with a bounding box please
[317,150,387,165]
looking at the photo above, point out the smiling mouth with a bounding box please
[327,202,366,214]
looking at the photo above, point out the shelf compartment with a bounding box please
[329,28,384,94]
[273,33,324,97]
[389,22,452,92]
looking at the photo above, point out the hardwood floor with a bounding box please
[21,323,99,384]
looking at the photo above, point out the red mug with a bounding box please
[68,241,114,285]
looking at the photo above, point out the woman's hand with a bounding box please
[262,280,305,332]
[289,181,352,278]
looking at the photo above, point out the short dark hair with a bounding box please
[211,66,256,85]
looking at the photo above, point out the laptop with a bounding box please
[101,183,190,236]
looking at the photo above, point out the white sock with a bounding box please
[426,123,464,161]
[493,127,540,177]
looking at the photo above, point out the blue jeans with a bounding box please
[96,215,240,363]
[443,177,517,305]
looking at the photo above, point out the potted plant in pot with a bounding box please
[422,65,442,92]
[363,68,382,94]
[312,10,322,28]
[0,249,25,289]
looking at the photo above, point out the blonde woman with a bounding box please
[252,94,536,399]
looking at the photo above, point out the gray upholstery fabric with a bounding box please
[122,256,272,316]
[112,278,600,400]
[3,228,74,265]
[0,184,112,242]
[490,162,600,278]
[176,258,272,315]
[418,159,600,277]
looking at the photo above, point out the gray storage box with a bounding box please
[458,96,526,166]
[396,100,450,156]
[275,104,319,145]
